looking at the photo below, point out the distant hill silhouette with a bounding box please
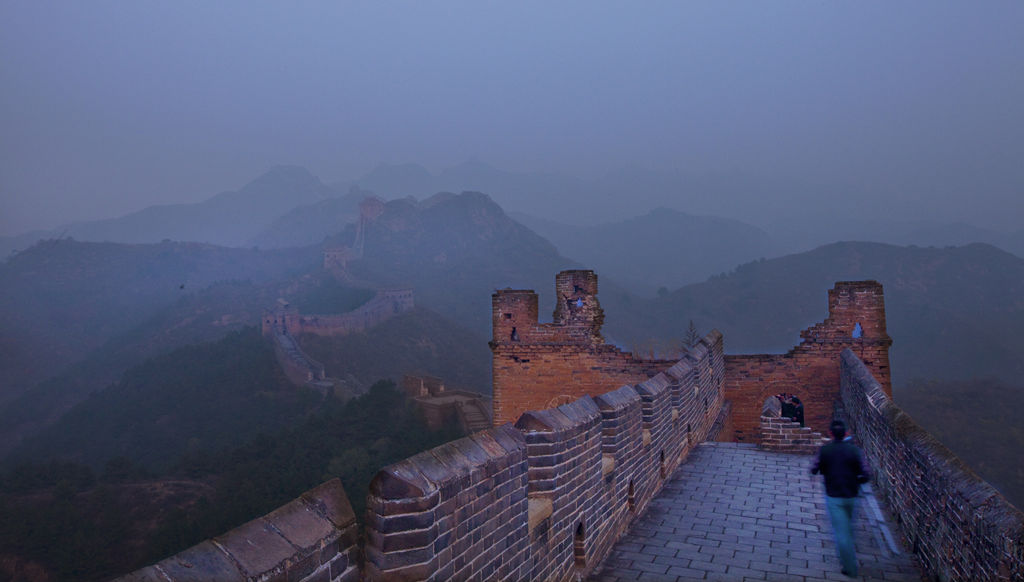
[766,217,1024,260]
[513,208,777,296]
[606,241,1024,386]
[247,186,374,249]
[333,191,581,336]
[0,166,339,253]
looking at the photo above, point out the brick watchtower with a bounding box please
[491,270,670,426]
[807,281,893,394]
[723,280,894,442]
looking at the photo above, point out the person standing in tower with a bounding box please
[811,419,871,578]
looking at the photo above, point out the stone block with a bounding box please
[214,518,295,579]
[302,478,356,530]
[369,458,435,500]
[265,497,336,551]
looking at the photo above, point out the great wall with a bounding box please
[118,270,1024,582]
[261,289,416,391]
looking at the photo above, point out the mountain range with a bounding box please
[0,166,340,257]
[602,241,1024,387]
[5,161,1022,265]
[1,177,1022,580]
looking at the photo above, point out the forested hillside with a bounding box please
[0,238,318,401]
[0,380,459,582]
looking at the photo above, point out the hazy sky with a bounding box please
[2,1,1023,236]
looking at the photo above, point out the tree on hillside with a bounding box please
[684,320,700,349]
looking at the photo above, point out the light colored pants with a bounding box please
[825,495,858,576]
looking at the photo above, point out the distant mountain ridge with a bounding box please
[247,187,373,249]
[513,208,777,295]
[5,161,1022,262]
[604,241,1024,387]
[331,190,581,335]
[0,190,567,461]
[0,166,340,255]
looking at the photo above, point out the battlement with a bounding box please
[724,280,893,442]
[364,329,726,581]
[116,479,359,582]
[841,350,1024,581]
[117,274,1024,582]
[491,270,681,425]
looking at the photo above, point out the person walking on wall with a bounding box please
[811,419,871,578]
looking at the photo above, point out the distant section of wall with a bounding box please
[263,289,415,338]
[261,289,414,391]
[364,330,726,581]
[402,374,446,398]
[724,281,892,442]
[840,350,1024,582]
[490,270,676,425]
[115,479,360,582]
[270,326,328,388]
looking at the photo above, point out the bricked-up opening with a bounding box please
[574,522,586,567]
[659,450,666,478]
[628,480,636,512]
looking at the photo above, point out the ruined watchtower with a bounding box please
[723,280,893,442]
[491,270,671,425]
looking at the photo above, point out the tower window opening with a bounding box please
[574,522,586,567]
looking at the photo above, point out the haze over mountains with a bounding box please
[5,161,1022,295]
[3,3,1022,579]
[2,165,1023,580]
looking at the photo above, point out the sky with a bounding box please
[2,1,1023,236]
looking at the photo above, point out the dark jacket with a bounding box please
[811,440,871,498]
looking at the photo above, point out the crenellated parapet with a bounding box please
[491,270,681,425]
[114,479,360,582]
[840,350,1024,582]
[364,329,727,581]
[113,272,1024,581]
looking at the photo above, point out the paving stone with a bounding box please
[589,443,923,582]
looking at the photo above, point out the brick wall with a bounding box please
[115,479,360,582]
[363,331,726,581]
[840,350,1024,581]
[491,270,677,425]
[262,289,415,338]
[724,281,893,443]
[758,416,829,454]
[364,424,531,581]
[269,327,328,387]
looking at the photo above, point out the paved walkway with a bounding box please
[591,443,923,582]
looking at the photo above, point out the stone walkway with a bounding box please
[591,442,923,582]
